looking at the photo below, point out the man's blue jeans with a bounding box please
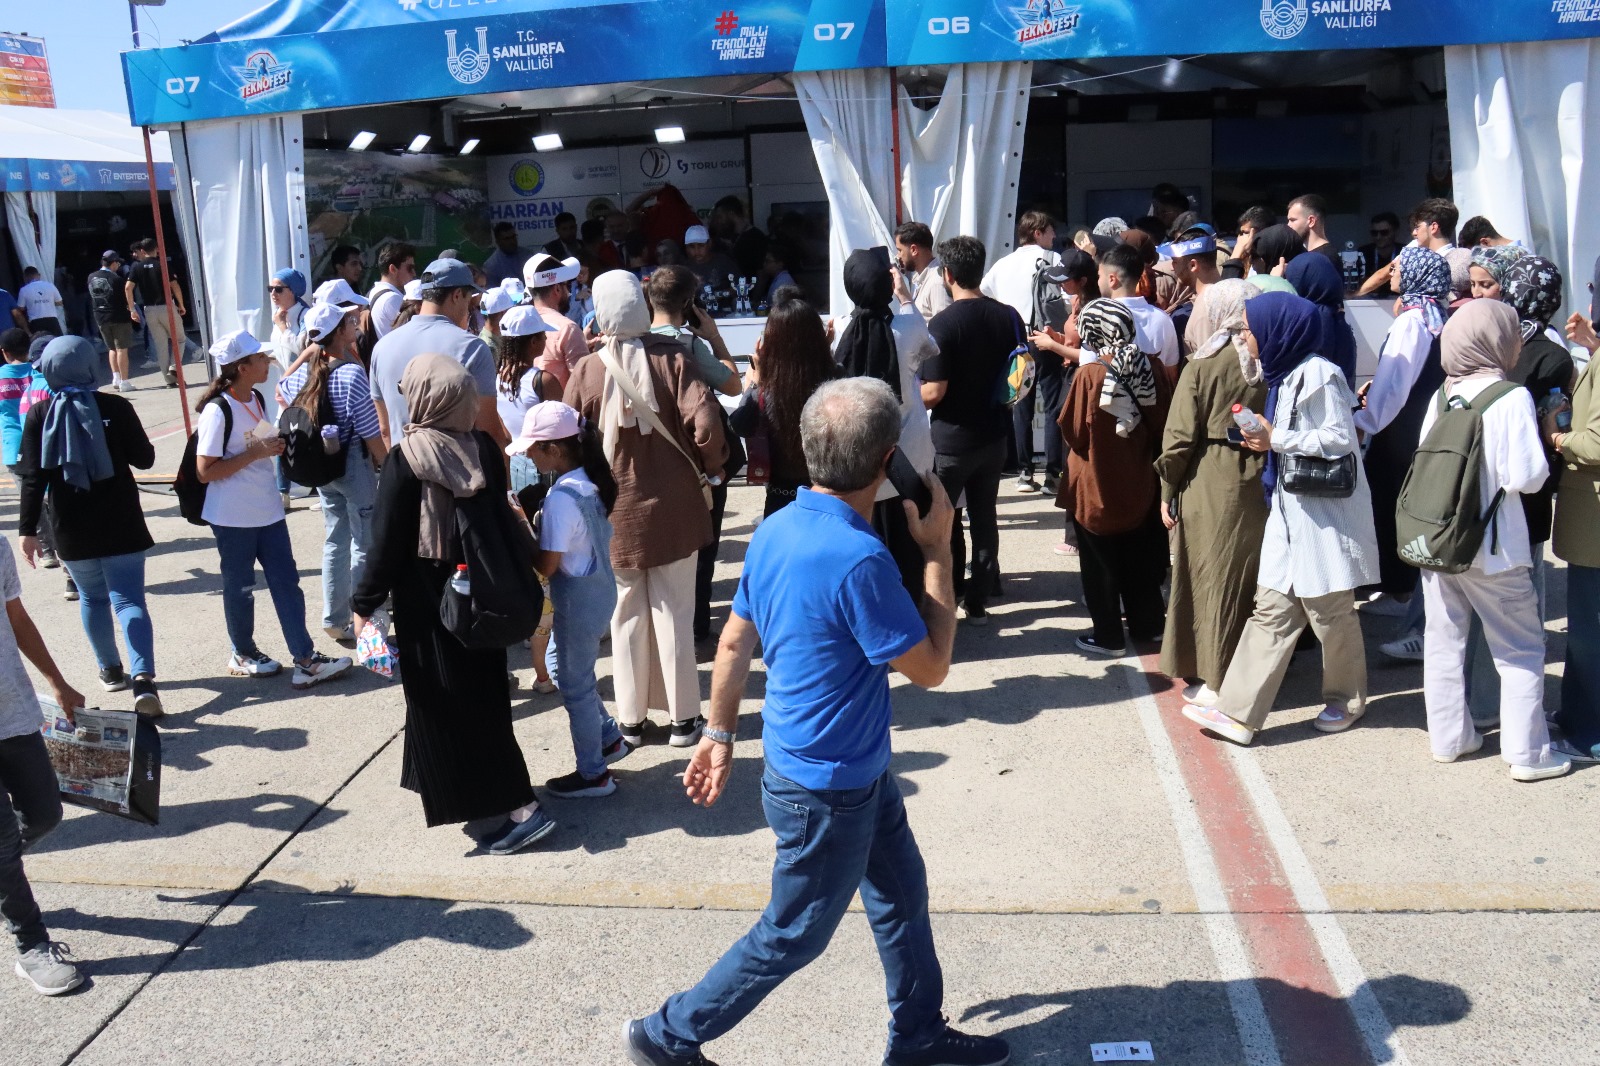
[61,551,155,678]
[318,457,377,630]
[647,767,946,1058]
[210,520,313,662]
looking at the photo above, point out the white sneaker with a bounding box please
[1360,592,1412,618]
[1181,703,1255,746]
[1510,751,1573,782]
[1432,732,1484,763]
[1379,630,1423,662]
[323,624,355,644]
[1014,475,1040,494]
[291,652,353,690]
[1182,682,1220,706]
[228,650,282,677]
[1313,704,1363,733]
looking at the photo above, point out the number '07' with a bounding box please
[165,77,201,95]
[927,17,971,34]
[813,22,855,40]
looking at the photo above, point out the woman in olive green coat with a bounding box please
[1548,308,1600,759]
[1155,280,1269,702]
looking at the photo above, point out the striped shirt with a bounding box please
[277,360,382,448]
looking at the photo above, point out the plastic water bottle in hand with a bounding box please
[320,424,341,454]
[449,564,471,597]
[1231,404,1266,434]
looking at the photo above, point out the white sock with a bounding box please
[508,802,539,824]
[112,373,122,384]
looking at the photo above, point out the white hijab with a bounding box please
[592,270,656,461]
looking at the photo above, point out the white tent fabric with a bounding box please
[899,63,1032,263]
[4,190,55,279]
[173,115,309,344]
[1445,41,1600,321]
[795,68,897,316]
[0,105,172,167]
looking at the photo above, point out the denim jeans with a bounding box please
[509,455,540,494]
[0,732,63,953]
[545,483,621,778]
[61,551,155,678]
[1558,563,1600,750]
[647,767,946,1058]
[318,457,377,630]
[210,520,313,662]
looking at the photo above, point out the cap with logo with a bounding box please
[210,329,272,367]
[506,400,582,456]
[500,305,556,338]
[684,225,710,246]
[1043,248,1097,285]
[312,278,370,307]
[303,302,351,342]
[523,253,581,289]
[1157,223,1218,260]
[418,258,481,292]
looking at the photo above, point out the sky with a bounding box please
[5,0,266,113]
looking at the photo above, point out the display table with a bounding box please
[710,315,768,360]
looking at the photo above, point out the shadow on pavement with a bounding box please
[32,793,348,853]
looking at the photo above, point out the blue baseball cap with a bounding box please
[418,258,481,292]
[1157,223,1218,259]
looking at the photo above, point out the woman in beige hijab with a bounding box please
[352,354,555,852]
[563,271,729,748]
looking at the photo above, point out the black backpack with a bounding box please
[278,362,352,488]
[174,389,265,525]
[438,486,545,649]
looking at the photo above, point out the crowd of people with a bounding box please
[2,186,1598,1066]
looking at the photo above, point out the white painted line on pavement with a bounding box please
[1226,744,1413,1066]
[1122,669,1284,1066]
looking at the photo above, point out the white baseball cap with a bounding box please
[506,401,582,456]
[402,278,424,300]
[480,284,521,316]
[303,302,350,342]
[312,278,369,307]
[523,253,581,289]
[684,225,710,246]
[500,305,556,338]
[210,329,272,367]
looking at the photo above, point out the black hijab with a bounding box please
[835,248,900,399]
[1251,224,1307,275]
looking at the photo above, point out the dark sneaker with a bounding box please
[601,737,633,765]
[131,675,163,719]
[1042,473,1060,495]
[291,652,353,690]
[619,722,646,748]
[669,717,703,748]
[544,769,616,798]
[959,605,989,626]
[39,549,60,570]
[14,942,83,996]
[1075,634,1124,658]
[622,1018,720,1066]
[885,1027,1010,1066]
[99,665,129,692]
[63,580,78,602]
[486,807,557,854]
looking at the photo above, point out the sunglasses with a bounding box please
[268,285,290,294]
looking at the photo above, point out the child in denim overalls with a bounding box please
[510,401,630,796]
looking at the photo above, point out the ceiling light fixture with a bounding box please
[406,134,432,153]
[532,132,564,151]
[459,138,481,155]
[654,125,686,144]
[349,131,377,151]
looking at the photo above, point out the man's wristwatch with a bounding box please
[702,725,735,745]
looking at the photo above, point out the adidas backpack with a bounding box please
[1394,381,1521,574]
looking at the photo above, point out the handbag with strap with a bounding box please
[1278,375,1357,498]
[598,349,714,509]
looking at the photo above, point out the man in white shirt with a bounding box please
[980,211,1061,493]
[16,268,63,336]
[365,241,417,339]
[892,221,951,324]
[1096,244,1179,371]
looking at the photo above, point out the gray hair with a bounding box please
[800,377,901,492]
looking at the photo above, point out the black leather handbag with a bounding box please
[1278,377,1357,498]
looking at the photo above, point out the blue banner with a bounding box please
[0,157,175,193]
[887,0,1600,66]
[123,0,886,127]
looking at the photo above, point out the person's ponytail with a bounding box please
[579,422,618,515]
[195,363,242,412]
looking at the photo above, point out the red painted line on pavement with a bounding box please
[1136,654,1372,1066]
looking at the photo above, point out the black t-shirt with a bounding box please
[1309,243,1343,273]
[128,259,167,306]
[1512,335,1575,544]
[924,296,1020,452]
[87,268,130,324]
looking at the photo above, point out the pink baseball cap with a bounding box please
[506,401,582,456]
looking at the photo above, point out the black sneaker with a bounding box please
[63,580,78,602]
[884,1027,1010,1066]
[601,737,633,765]
[622,1019,719,1066]
[99,665,129,692]
[669,717,703,748]
[619,722,645,748]
[1042,472,1060,495]
[131,675,163,719]
[1075,634,1125,658]
[544,769,616,798]
[39,549,60,570]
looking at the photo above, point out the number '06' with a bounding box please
[812,22,855,40]
[927,17,971,34]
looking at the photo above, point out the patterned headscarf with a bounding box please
[1502,255,1564,343]
[1396,246,1452,335]
[1079,298,1157,437]
[1189,279,1262,385]
[1469,244,1528,290]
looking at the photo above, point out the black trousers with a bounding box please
[1013,353,1066,478]
[934,438,1006,612]
[1073,511,1167,648]
[0,732,63,953]
[694,482,730,639]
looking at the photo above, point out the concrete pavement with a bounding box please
[2,378,1597,1064]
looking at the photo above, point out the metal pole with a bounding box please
[889,70,904,227]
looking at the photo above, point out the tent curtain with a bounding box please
[795,68,897,316]
[1445,41,1600,321]
[172,114,308,346]
[899,62,1032,265]
[5,189,56,278]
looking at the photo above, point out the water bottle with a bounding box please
[1231,404,1265,434]
[320,424,342,455]
[449,564,471,597]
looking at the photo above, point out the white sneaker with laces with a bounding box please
[15,942,83,996]
[291,652,353,690]
[1379,630,1423,662]
[228,650,282,677]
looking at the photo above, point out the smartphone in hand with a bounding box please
[886,449,933,518]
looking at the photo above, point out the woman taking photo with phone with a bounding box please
[195,330,352,688]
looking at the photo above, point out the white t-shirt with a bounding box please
[1119,296,1180,368]
[0,537,43,742]
[18,280,62,322]
[195,391,286,528]
[368,281,403,338]
[496,366,546,440]
[541,468,600,576]
[980,244,1059,323]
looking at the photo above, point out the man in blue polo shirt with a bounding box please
[624,378,1008,1066]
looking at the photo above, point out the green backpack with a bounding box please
[1394,380,1522,574]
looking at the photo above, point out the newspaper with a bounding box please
[39,697,144,818]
